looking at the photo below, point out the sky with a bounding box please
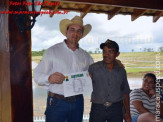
[32,12,163,52]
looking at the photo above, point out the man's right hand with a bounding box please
[48,72,65,84]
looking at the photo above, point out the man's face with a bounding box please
[66,24,83,46]
[103,46,119,64]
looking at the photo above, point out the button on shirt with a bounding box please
[34,41,93,95]
[88,61,130,104]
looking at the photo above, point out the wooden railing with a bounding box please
[33,114,90,122]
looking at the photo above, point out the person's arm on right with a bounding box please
[132,100,150,114]
[130,89,150,114]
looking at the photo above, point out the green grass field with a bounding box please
[32,52,163,78]
[32,52,163,116]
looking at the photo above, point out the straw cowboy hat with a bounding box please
[59,16,92,38]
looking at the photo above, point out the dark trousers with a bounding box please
[89,102,123,122]
[45,95,84,122]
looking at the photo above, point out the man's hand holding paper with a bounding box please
[63,71,93,97]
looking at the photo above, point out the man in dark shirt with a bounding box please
[88,39,131,122]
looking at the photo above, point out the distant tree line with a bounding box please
[32,49,46,56]
[32,47,163,56]
[88,48,101,54]
[131,47,163,52]
[32,49,102,56]
[159,47,163,52]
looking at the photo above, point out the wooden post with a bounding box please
[0,0,33,122]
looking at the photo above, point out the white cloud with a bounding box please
[32,12,163,52]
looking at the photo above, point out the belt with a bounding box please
[93,101,122,107]
[104,102,112,107]
[104,101,122,107]
[48,91,82,102]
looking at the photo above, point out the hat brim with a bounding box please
[60,19,92,38]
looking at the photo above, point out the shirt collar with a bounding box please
[102,60,120,70]
[63,39,80,53]
[63,40,69,50]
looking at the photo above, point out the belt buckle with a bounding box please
[104,102,112,107]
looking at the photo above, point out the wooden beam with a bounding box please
[153,11,163,22]
[50,0,163,11]
[131,9,147,21]
[0,0,33,122]
[108,7,122,20]
[42,1,61,17]
[9,17,33,122]
[9,18,33,122]
[42,7,160,17]
[50,5,59,17]
[0,0,12,122]
[80,5,92,18]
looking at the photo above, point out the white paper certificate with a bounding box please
[63,71,93,97]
